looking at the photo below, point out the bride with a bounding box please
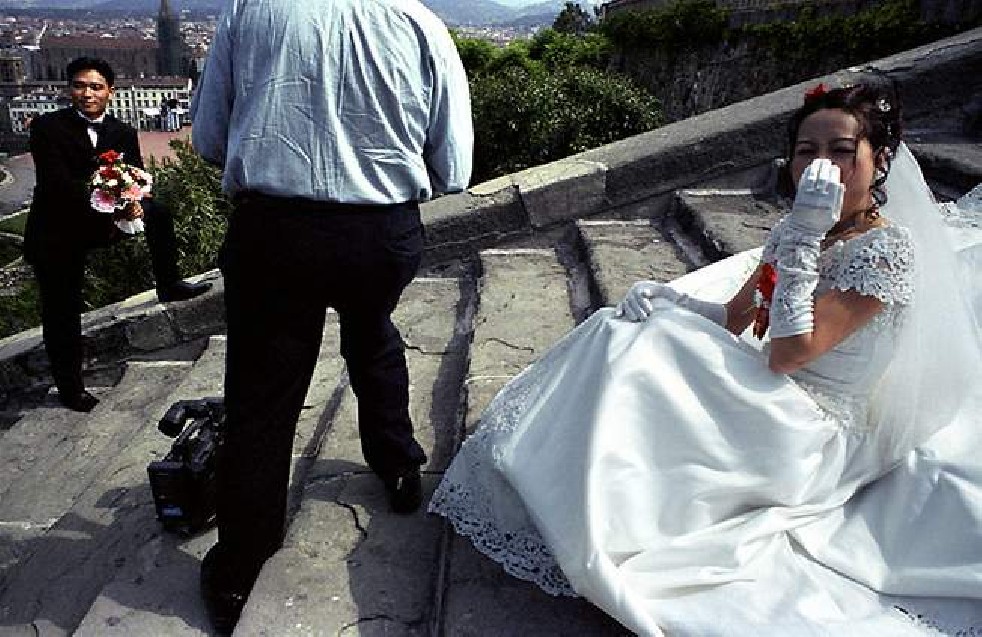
[429,82,982,636]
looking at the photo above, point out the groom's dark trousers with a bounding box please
[217,193,427,584]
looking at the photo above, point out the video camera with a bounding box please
[147,397,225,535]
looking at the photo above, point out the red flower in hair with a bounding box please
[804,83,828,103]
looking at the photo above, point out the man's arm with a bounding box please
[29,117,90,214]
[423,29,473,196]
[190,4,235,167]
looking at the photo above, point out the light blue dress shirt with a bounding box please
[191,0,473,204]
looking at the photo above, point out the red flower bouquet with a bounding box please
[89,150,153,234]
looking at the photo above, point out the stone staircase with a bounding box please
[1,28,981,634]
[0,132,976,636]
[0,181,740,636]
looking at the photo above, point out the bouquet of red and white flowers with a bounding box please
[89,149,153,234]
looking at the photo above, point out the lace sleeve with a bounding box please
[761,215,789,264]
[831,225,914,305]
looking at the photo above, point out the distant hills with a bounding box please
[0,0,600,26]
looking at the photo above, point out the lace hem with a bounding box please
[429,475,577,597]
[429,350,578,597]
[895,603,982,636]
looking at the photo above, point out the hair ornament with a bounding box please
[877,97,892,113]
[804,83,828,102]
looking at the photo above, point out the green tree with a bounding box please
[450,31,500,76]
[553,2,594,36]
[470,65,662,183]
[528,28,612,70]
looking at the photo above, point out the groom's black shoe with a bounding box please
[384,468,422,515]
[58,389,99,413]
[201,545,248,635]
[158,280,212,303]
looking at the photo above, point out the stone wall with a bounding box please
[611,24,981,123]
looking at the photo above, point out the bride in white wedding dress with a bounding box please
[429,83,982,636]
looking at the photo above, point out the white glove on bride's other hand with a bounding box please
[617,280,727,326]
[788,158,844,237]
[617,281,680,322]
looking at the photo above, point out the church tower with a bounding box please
[157,0,183,77]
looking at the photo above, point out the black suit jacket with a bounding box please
[24,108,144,264]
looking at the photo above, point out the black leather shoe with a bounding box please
[384,468,422,515]
[58,389,99,412]
[158,280,212,303]
[201,545,248,635]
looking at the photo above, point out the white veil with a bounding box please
[868,142,982,466]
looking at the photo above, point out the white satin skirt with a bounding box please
[430,249,982,636]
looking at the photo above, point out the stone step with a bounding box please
[0,350,208,634]
[0,360,194,590]
[576,219,696,309]
[438,249,624,636]
[235,276,472,635]
[71,315,357,636]
[671,189,784,261]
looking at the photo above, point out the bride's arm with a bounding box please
[768,290,883,374]
[723,258,885,370]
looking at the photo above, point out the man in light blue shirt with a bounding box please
[191,0,472,630]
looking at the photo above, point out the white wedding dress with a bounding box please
[430,174,982,636]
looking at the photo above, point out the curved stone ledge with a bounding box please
[0,270,223,396]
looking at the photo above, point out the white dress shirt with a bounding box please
[190,0,473,204]
[78,110,106,147]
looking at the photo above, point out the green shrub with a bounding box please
[528,28,612,71]
[0,237,20,266]
[0,211,27,236]
[0,276,40,340]
[451,32,500,76]
[470,65,663,183]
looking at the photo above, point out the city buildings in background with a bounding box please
[0,0,211,153]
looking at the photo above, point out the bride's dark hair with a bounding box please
[781,82,904,205]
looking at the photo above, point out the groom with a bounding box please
[24,56,210,412]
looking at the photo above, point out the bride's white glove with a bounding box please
[617,280,727,326]
[769,158,845,338]
[787,158,844,237]
[617,281,679,321]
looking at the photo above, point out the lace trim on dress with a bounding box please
[939,201,982,229]
[429,359,578,597]
[763,219,914,308]
[822,225,914,307]
[940,183,982,228]
[894,603,982,636]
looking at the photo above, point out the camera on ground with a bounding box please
[147,397,224,535]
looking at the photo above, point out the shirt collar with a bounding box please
[75,109,106,125]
